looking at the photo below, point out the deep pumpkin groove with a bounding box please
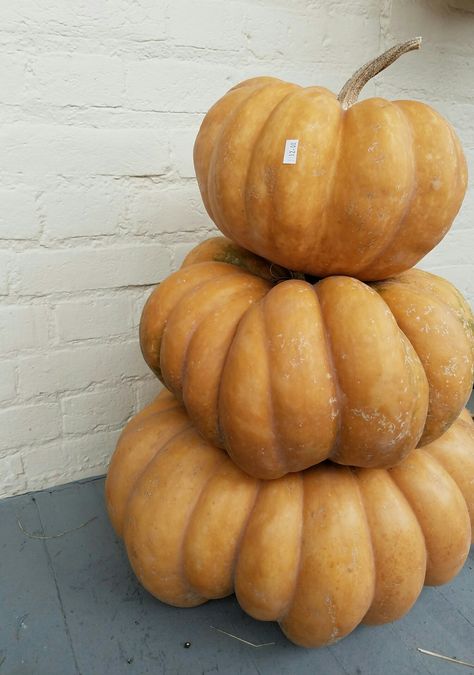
[209,81,297,238]
[388,448,471,586]
[160,268,255,392]
[354,102,419,277]
[356,467,426,626]
[176,275,263,389]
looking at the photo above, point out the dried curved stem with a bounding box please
[338,37,422,109]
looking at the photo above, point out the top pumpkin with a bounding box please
[194,39,467,280]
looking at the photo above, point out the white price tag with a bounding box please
[283,139,299,165]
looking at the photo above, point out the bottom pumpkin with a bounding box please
[105,390,474,648]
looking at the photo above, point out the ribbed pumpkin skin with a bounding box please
[139,237,474,479]
[194,77,467,280]
[105,390,474,648]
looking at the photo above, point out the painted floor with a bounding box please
[0,474,473,675]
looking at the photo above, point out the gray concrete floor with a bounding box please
[0,475,473,675]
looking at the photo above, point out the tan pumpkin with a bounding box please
[194,39,467,280]
[140,236,474,479]
[105,389,474,648]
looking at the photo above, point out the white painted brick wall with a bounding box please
[1,0,473,498]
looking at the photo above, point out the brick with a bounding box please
[0,187,41,239]
[61,387,134,434]
[13,244,171,295]
[2,1,166,40]
[125,59,238,113]
[434,102,474,147]
[0,252,11,294]
[55,295,133,342]
[454,182,474,231]
[168,0,243,50]
[127,182,209,235]
[0,305,49,353]
[0,360,16,403]
[245,5,326,62]
[244,4,379,66]
[0,54,27,104]
[34,53,124,107]
[171,240,204,271]
[132,287,154,328]
[0,125,170,176]
[23,429,121,489]
[0,454,25,499]
[135,376,162,410]
[18,341,149,398]
[389,0,474,57]
[377,49,474,105]
[0,402,60,451]
[43,178,126,239]
[115,0,167,40]
[170,128,199,178]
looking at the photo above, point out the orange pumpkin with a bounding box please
[105,390,474,648]
[194,39,467,280]
[140,236,474,479]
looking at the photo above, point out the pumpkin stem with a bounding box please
[337,37,422,109]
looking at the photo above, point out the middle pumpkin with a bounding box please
[140,236,473,479]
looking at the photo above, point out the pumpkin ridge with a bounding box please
[121,419,195,536]
[353,469,378,614]
[280,466,375,646]
[244,87,337,260]
[357,467,426,625]
[229,479,262,586]
[380,277,472,347]
[124,430,223,607]
[209,82,296,238]
[421,416,474,533]
[107,408,193,536]
[159,268,254,393]
[373,269,473,329]
[448,117,469,207]
[312,282,344,458]
[243,86,304,247]
[214,291,276,452]
[217,301,282,477]
[373,276,473,445]
[182,280,270,446]
[354,102,419,278]
[179,278,265,400]
[424,444,474,524]
[388,448,471,585]
[261,290,289,475]
[316,93,345,263]
[276,472,311,623]
[228,76,286,93]
[140,262,244,379]
[200,83,268,221]
[179,453,232,598]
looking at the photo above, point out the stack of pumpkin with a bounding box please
[106,39,474,647]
